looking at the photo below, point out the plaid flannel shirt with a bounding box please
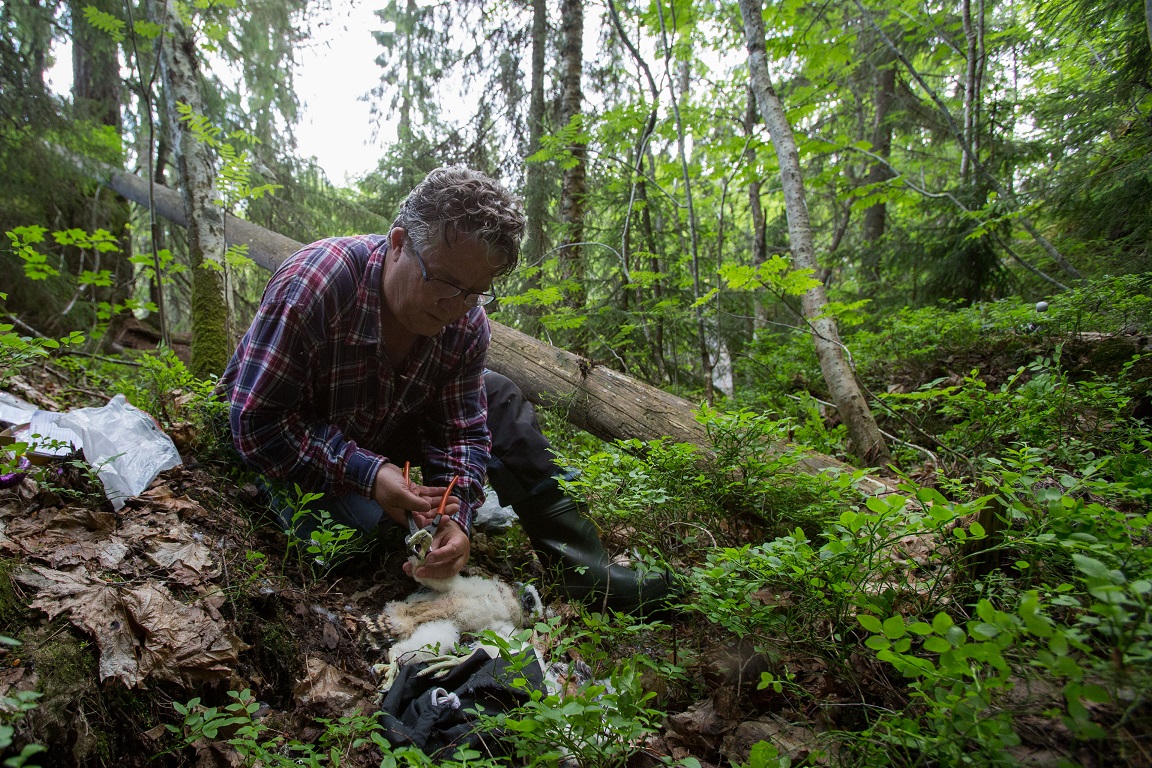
[219,235,489,534]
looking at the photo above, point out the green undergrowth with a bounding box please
[879,347,1151,474]
[735,274,1152,459]
[4,283,1152,766]
[685,445,1151,764]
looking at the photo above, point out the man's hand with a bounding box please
[403,517,470,579]
[373,463,457,526]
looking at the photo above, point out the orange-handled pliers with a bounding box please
[402,461,459,562]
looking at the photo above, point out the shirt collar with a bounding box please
[346,236,389,345]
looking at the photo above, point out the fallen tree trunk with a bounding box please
[91,160,887,491]
[98,160,302,272]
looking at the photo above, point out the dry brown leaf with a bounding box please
[749,588,794,607]
[133,489,212,523]
[293,658,374,716]
[19,565,242,688]
[45,539,128,569]
[666,697,737,752]
[721,715,831,765]
[0,665,39,698]
[51,505,117,533]
[144,536,214,584]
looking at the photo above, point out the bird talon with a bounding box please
[416,652,469,678]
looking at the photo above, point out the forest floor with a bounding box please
[1,331,1146,767]
[2,359,790,768]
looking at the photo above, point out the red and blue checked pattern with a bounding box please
[219,235,489,533]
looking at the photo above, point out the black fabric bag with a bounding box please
[377,647,546,759]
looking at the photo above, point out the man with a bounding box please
[221,166,671,615]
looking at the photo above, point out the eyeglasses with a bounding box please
[406,240,497,308]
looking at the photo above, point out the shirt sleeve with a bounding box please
[421,310,491,536]
[225,272,386,498]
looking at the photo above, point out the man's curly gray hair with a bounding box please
[394,166,525,276]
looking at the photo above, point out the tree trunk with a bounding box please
[1146,0,1152,55]
[656,0,711,403]
[606,0,665,383]
[745,85,769,333]
[860,50,895,289]
[521,0,548,336]
[71,0,121,128]
[149,133,170,314]
[738,0,892,467]
[961,0,976,183]
[557,0,587,352]
[156,0,230,377]
[70,0,132,315]
[637,172,668,383]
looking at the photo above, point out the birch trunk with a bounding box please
[738,0,891,467]
[156,0,230,377]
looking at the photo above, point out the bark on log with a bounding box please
[98,161,302,272]
[484,326,878,484]
[85,160,890,493]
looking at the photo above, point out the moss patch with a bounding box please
[0,558,28,633]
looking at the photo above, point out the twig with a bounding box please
[3,314,47,339]
[661,520,719,549]
[59,350,143,367]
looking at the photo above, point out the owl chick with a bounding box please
[372,574,543,670]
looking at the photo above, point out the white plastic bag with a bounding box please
[473,486,518,533]
[58,395,182,510]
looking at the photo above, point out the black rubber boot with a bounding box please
[514,491,675,617]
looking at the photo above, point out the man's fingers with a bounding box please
[411,521,469,579]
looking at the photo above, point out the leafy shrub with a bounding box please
[0,291,85,388]
[112,346,233,461]
[687,477,974,658]
[170,688,386,766]
[478,626,671,768]
[880,350,1151,470]
[554,408,838,555]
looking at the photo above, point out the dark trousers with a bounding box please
[276,371,561,533]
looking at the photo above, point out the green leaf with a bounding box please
[1079,684,1109,703]
[691,288,719,308]
[924,636,952,653]
[931,612,954,633]
[1072,554,1113,581]
[857,614,883,633]
[133,19,162,38]
[971,622,1000,639]
[882,615,906,639]
[83,6,126,42]
[976,600,997,623]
